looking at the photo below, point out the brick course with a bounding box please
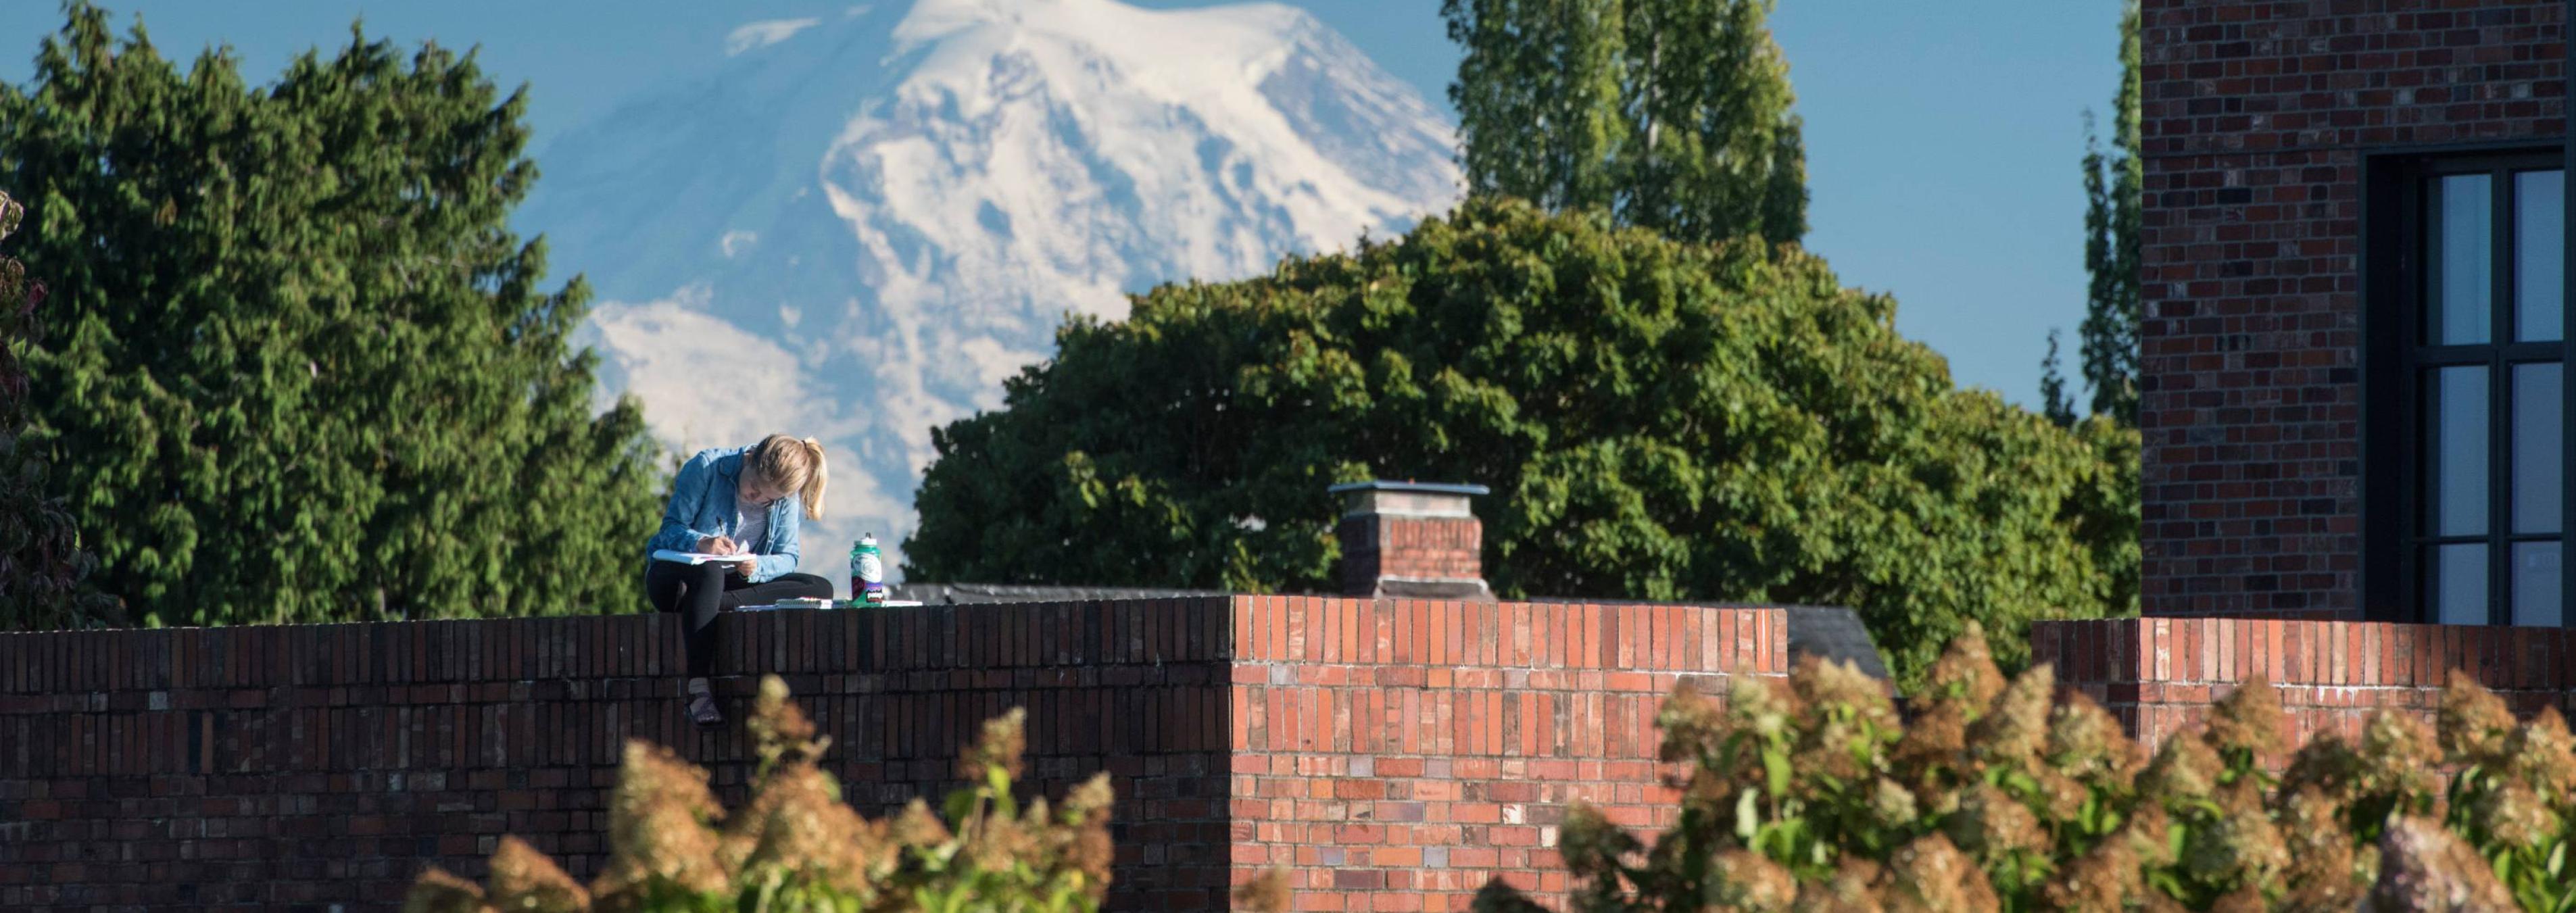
[0,597,1782,911]
[2138,0,2567,618]
[2033,615,2576,752]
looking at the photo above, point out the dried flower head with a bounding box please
[2505,707,2576,799]
[1234,866,1294,913]
[2046,691,2144,787]
[2141,731,2222,803]
[892,797,954,849]
[2275,787,2368,912]
[2471,781,2560,851]
[2041,839,2139,912]
[965,812,1040,873]
[1795,654,1899,731]
[1866,778,1920,832]
[1891,704,1969,795]
[2372,814,2517,911]
[1657,681,1726,766]
[747,674,827,772]
[1710,848,1798,909]
[1910,620,2005,722]
[727,764,888,897]
[1728,674,1804,745]
[2354,709,2444,814]
[2437,671,2516,766]
[1965,664,2053,773]
[2118,804,2177,870]
[485,836,589,912]
[1063,772,1116,826]
[2205,678,2286,769]
[402,868,489,913]
[2278,733,2363,806]
[1881,832,1999,913]
[1944,782,2046,863]
[960,706,1029,783]
[1557,803,1641,879]
[594,740,728,897]
[1793,857,1887,913]
[2180,784,2287,891]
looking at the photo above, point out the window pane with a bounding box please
[2428,366,2490,537]
[2432,173,2494,345]
[2431,543,2490,625]
[2516,362,2563,535]
[2514,541,2562,627]
[2517,170,2565,341]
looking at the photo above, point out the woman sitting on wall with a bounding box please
[644,434,835,726]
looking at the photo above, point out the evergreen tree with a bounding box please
[2039,328,2078,428]
[908,199,2140,683]
[2076,1,2143,425]
[0,5,664,626]
[1444,0,1806,246]
[0,191,115,630]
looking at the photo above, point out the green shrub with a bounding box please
[908,197,2139,687]
[404,677,1115,913]
[1478,622,2576,912]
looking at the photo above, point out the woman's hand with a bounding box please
[698,535,741,556]
[731,557,758,576]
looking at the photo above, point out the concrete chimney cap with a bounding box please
[1329,480,1488,520]
[1326,480,1491,496]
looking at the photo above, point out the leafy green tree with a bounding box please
[0,5,664,626]
[1444,0,1806,247]
[908,199,2138,682]
[2076,0,2142,426]
[0,190,116,630]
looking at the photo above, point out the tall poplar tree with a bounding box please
[2076,1,2143,426]
[1444,0,1806,246]
[0,5,664,626]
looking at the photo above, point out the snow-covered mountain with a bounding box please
[517,0,1461,583]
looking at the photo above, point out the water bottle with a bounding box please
[853,534,887,606]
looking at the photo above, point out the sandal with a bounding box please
[687,678,723,728]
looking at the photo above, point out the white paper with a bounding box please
[652,549,753,564]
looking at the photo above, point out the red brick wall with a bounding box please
[0,597,1782,912]
[2139,0,2567,618]
[2033,616,2576,752]
[1228,598,1786,911]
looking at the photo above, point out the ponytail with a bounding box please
[797,437,827,520]
[748,433,829,520]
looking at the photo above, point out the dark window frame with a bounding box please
[2361,143,2570,626]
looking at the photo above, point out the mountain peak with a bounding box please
[523,0,1459,580]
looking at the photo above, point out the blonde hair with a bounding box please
[748,434,828,520]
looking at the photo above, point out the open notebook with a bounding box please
[650,549,752,564]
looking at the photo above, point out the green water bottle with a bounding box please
[852,534,886,606]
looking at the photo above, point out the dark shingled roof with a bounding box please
[894,583,1890,679]
[1778,606,1888,680]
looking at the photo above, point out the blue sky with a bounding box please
[0,0,2122,410]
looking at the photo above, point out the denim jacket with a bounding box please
[646,445,803,583]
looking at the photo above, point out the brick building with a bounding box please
[2039,0,2576,747]
[2137,0,2567,621]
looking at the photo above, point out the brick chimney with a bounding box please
[1330,480,1493,600]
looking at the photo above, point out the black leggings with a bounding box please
[644,560,834,677]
